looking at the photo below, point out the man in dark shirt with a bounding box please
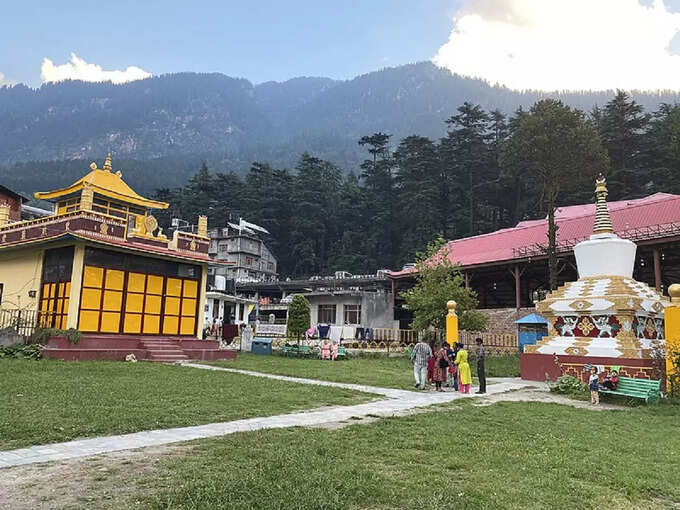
[475,337,486,394]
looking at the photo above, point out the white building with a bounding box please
[208,222,277,282]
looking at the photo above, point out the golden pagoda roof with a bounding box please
[34,155,169,210]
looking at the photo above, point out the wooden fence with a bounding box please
[233,328,519,356]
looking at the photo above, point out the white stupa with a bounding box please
[525,175,667,359]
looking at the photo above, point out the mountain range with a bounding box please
[2,61,680,195]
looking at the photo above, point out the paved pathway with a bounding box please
[0,363,536,469]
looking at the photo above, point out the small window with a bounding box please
[318,304,336,324]
[344,304,361,325]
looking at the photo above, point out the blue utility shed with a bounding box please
[515,313,548,352]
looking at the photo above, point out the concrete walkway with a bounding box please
[0,363,536,469]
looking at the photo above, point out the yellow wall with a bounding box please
[0,249,44,311]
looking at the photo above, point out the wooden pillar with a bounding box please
[653,247,662,292]
[464,271,470,289]
[66,243,85,329]
[513,265,521,311]
[196,264,208,339]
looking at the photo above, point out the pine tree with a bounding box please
[501,99,609,290]
[598,91,649,199]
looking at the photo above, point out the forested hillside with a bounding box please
[155,93,680,277]
[3,61,680,198]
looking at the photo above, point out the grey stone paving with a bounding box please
[0,363,535,469]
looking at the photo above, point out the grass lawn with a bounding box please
[0,360,372,451]
[123,401,680,509]
[211,352,520,389]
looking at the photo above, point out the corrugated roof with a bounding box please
[389,192,680,277]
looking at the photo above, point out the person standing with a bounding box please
[455,343,472,394]
[432,342,450,392]
[588,367,600,405]
[475,337,486,394]
[410,338,433,390]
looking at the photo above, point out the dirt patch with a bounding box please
[473,387,630,411]
[0,443,191,510]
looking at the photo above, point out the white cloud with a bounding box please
[433,0,680,91]
[0,72,13,86]
[41,52,151,85]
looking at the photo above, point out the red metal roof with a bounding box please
[389,192,680,277]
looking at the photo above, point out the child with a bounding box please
[588,366,600,405]
[601,370,619,390]
[331,342,339,361]
[321,340,331,360]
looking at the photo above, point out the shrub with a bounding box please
[549,374,589,400]
[30,327,81,345]
[0,343,42,360]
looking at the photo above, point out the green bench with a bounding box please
[599,376,662,403]
[280,344,316,357]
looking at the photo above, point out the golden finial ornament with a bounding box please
[103,153,112,172]
[90,162,97,170]
[593,173,613,235]
[669,283,680,303]
[447,300,457,317]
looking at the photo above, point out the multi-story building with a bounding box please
[208,223,277,282]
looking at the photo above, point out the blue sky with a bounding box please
[1,0,459,86]
[5,1,680,91]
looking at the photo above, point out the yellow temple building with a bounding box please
[0,156,218,352]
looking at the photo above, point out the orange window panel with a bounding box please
[147,275,164,295]
[183,280,197,298]
[83,266,104,288]
[125,293,144,313]
[166,278,182,297]
[128,272,146,293]
[48,283,55,298]
[163,316,179,335]
[164,297,180,315]
[105,269,125,291]
[59,316,68,329]
[64,281,71,296]
[63,298,69,314]
[100,312,120,333]
[181,298,196,316]
[81,288,102,309]
[180,317,195,335]
[124,313,142,334]
[145,295,162,314]
[143,315,160,334]
[79,310,100,332]
[40,298,49,312]
[103,290,123,311]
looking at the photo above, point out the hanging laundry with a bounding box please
[317,323,330,339]
[329,325,342,343]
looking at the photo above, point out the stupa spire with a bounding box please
[103,153,112,172]
[593,174,613,235]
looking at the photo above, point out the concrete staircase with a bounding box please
[139,339,190,362]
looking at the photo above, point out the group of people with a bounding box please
[588,367,619,405]
[320,339,340,360]
[410,336,486,394]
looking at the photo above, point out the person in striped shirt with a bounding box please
[410,339,433,390]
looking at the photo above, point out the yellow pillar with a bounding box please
[665,284,680,393]
[0,203,9,226]
[66,243,86,329]
[446,300,458,345]
[80,185,93,211]
[196,264,208,339]
[197,215,208,237]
